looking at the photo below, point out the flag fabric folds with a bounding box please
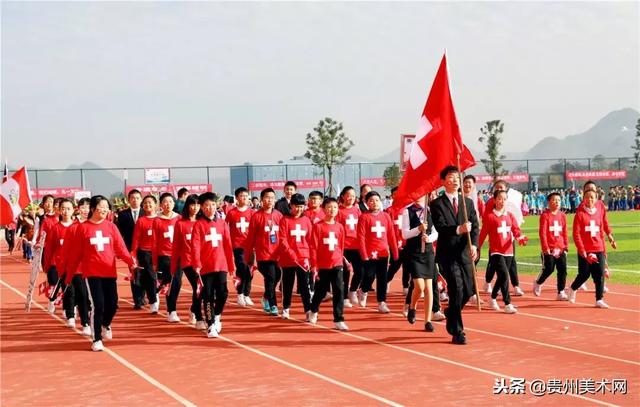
[1,166,33,226]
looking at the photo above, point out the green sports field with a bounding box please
[478,210,640,285]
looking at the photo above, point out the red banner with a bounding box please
[30,187,83,199]
[474,173,530,184]
[248,179,325,190]
[360,177,386,187]
[125,183,212,195]
[566,170,627,180]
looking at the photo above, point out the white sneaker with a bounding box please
[237,294,246,306]
[403,287,409,296]
[439,291,449,302]
[432,311,446,321]
[504,304,518,314]
[603,285,609,294]
[469,294,484,305]
[305,310,311,322]
[282,308,290,320]
[483,282,492,294]
[568,288,577,303]
[150,301,159,314]
[513,286,525,296]
[81,325,92,336]
[66,317,75,328]
[101,326,113,341]
[533,282,542,297]
[47,301,55,314]
[348,291,358,305]
[556,291,569,301]
[343,299,353,308]
[244,296,254,306]
[207,325,219,338]
[214,315,222,333]
[595,300,609,309]
[490,299,500,311]
[359,292,368,308]
[579,283,589,291]
[167,311,180,323]
[188,313,197,325]
[378,302,390,314]
[334,321,349,331]
[402,303,409,317]
[195,320,207,330]
[91,340,104,352]
[309,312,318,324]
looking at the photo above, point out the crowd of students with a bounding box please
[7,171,618,351]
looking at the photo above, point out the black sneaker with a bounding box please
[424,322,435,332]
[407,308,416,324]
[452,333,467,345]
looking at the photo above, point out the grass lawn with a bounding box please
[478,210,640,285]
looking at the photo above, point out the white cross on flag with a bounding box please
[0,166,33,226]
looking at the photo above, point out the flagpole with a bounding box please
[457,155,482,312]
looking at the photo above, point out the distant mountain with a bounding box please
[524,108,639,159]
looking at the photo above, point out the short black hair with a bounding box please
[308,190,324,199]
[439,165,459,180]
[88,195,111,218]
[365,191,381,202]
[127,189,142,198]
[177,188,189,198]
[77,197,91,207]
[58,198,74,208]
[547,192,561,201]
[223,195,235,204]
[583,180,597,191]
[463,174,476,183]
[290,193,306,206]
[493,189,507,199]
[198,192,218,205]
[41,194,55,206]
[260,188,276,199]
[159,192,175,203]
[390,186,398,194]
[234,187,248,197]
[142,194,157,204]
[181,194,200,219]
[284,181,297,189]
[322,197,338,207]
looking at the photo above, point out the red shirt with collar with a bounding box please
[479,210,522,256]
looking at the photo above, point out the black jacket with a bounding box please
[429,193,479,266]
[116,207,138,251]
[275,197,291,216]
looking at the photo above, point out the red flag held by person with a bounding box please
[393,53,475,209]
[2,160,8,184]
[1,166,33,226]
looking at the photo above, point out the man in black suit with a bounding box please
[430,166,479,345]
[116,189,144,309]
[274,181,296,215]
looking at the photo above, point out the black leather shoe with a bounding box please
[407,308,416,324]
[133,304,142,310]
[452,333,467,345]
[424,322,435,332]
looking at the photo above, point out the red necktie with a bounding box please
[453,197,458,216]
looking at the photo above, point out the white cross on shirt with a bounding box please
[264,224,279,234]
[236,217,249,233]
[345,214,358,230]
[90,230,110,252]
[323,231,338,251]
[290,223,306,242]
[205,227,223,248]
[549,220,562,237]
[163,225,174,242]
[497,220,511,239]
[585,220,600,237]
[371,251,378,259]
[394,215,403,230]
[60,239,64,246]
[186,234,192,241]
[371,221,386,238]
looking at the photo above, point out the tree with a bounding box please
[383,163,401,193]
[478,120,508,182]
[632,118,640,170]
[305,117,354,196]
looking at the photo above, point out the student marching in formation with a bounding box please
[336,186,362,309]
[357,191,399,313]
[131,195,159,314]
[402,196,438,332]
[36,194,59,313]
[66,195,136,351]
[191,192,235,338]
[304,190,324,296]
[385,187,409,297]
[171,194,205,329]
[45,199,75,321]
[244,188,283,316]
[225,187,255,307]
[479,190,528,314]
[568,188,616,308]
[534,192,569,300]
[153,193,181,321]
[308,197,348,331]
[279,193,313,319]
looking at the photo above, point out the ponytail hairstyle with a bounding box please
[88,195,111,220]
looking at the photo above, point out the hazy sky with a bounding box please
[2,1,638,169]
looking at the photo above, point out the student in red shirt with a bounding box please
[46,199,75,322]
[225,187,255,306]
[479,190,528,314]
[191,192,235,338]
[131,195,159,314]
[36,194,59,313]
[66,195,136,351]
[385,187,408,296]
[153,193,181,322]
[534,192,569,300]
[568,189,616,308]
[279,193,313,320]
[304,191,324,224]
[336,186,362,308]
[357,191,398,313]
[244,188,283,316]
[308,197,348,331]
[172,194,205,329]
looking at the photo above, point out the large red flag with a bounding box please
[1,167,33,225]
[393,54,475,209]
